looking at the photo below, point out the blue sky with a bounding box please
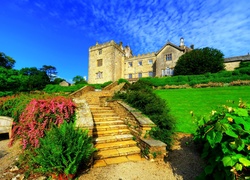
[1,0,250,82]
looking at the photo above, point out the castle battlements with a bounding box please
[89,40,124,52]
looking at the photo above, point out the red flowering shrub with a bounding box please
[10,96,76,149]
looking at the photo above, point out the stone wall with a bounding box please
[224,61,241,71]
[156,45,184,77]
[73,98,93,136]
[88,40,124,84]
[124,53,157,79]
[69,85,95,98]
[107,100,167,160]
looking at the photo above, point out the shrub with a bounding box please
[114,80,176,146]
[118,78,129,85]
[0,93,49,122]
[194,100,250,179]
[29,122,96,178]
[10,96,76,149]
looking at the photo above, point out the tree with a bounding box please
[19,67,50,91]
[174,47,225,75]
[73,75,87,85]
[40,65,57,81]
[53,77,65,85]
[0,52,16,69]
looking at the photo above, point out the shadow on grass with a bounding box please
[165,133,204,180]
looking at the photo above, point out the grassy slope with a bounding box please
[155,86,250,134]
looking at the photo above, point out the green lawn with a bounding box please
[154,86,250,134]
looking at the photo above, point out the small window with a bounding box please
[148,59,153,64]
[128,74,132,79]
[97,59,103,67]
[166,54,172,61]
[138,61,142,66]
[128,62,133,67]
[96,72,103,79]
[98,49,102,55]
[138,73,142,78]
[148,71,154,77]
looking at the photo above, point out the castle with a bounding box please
[88,38,250,84]
[88,38,193,84]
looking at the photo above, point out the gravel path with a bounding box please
[0,133,204,180]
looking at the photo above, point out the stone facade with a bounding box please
[88,38,192,84]
[224,54,250,71]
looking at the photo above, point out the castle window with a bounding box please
[97,59,103,67]
[128,74,132,79]
[96,72,103,79]
[166,54,172,61]
[148,71,154,77]
[138,61,142,66]
[128,62,133,67]
[148,59,153,64]
[98,49,102,55]
[138,73,142,78]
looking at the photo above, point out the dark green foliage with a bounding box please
[0,93,45,122]
[72,75,87,85]
[30,121,96,176]
[114,80,176,146]
[43,84,86,93]
[118,78,130,85]
[174,47,225,75]
[52,78,65,85]
[137,63,250,88]
[0,52,16,69]
[40,65,57,82]
[194,100,250,179]
[19,67,50,91]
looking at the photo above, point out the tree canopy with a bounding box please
[73,75,87,85]
[0,52,16,69]
[40,65,57,81]
[174,47,225,75]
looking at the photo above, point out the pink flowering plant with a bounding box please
[10,96,76,149]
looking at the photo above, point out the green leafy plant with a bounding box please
[30,121,96,178]
[194,100,250,179]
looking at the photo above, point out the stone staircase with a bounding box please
[89,103,142,167]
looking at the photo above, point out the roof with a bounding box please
[156,41,191,55]
[224,54,250,63]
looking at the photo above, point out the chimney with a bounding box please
[180,37,184,48]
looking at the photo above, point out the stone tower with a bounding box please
[88,40,125,84]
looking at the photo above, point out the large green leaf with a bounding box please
[225,128,238,138]
[222,156,237,167]
[234,117,250,131]
[239,158,250,167]
[234,108,248,117]
[207,131,223,148]
[235,163,243,171]
[215,122,228,132]
[235,138,245,151]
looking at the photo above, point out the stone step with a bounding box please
[93,128,130,136]
[95,140,137,151]
[94,116,121,122]
[93,124,127,131]
[94,120,124,126]
[94,134,133,144]
[90,106,112,110]
[92,112,118,118]
[94,146,141,159]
